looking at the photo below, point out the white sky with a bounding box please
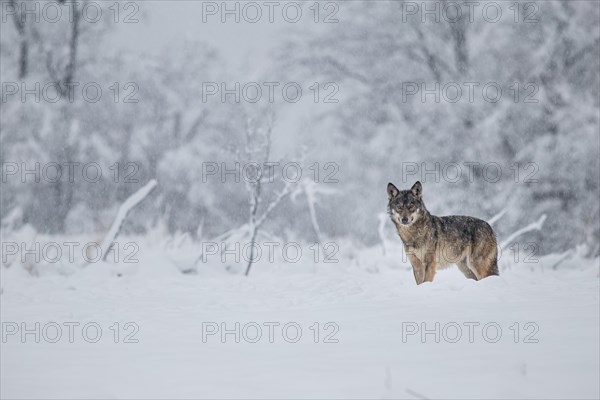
[106,1,321,79]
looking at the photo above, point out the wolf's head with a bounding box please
[387,181,425,227]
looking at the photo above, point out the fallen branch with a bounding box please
[550,248,575,270]
[100,179,158,261]
[499,214,547,250]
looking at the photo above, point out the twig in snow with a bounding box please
[377,212,388,256]
[405,388,429,399]
[551,248,575,270]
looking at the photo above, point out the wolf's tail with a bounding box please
[489,252,499,276]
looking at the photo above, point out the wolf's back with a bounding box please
[436,215,494,242]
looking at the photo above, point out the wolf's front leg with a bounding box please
[407,254,425,285]
[421,252,437,282]
[423,262,436,282]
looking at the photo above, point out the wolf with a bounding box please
[387,181,498,284]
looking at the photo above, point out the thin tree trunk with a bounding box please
[244,224,258,276]
[9,0,28,78]
[18,39,28,79]
[62,2,80,93]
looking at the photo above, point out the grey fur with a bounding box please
[387,181,498,284]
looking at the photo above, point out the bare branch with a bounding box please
[500,214,547,250]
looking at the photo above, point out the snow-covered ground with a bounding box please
[1,237,598,399]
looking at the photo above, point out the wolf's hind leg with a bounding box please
[474,256,499,278]
[468,244,499,279]
[457,259,478,280]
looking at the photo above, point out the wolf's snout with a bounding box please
[401,217,409,225]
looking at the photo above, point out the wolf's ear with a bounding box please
[387,182,400,201]
[411,181,422,198]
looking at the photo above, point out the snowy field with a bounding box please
[1,238,598,399]
[1,1,599,399]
